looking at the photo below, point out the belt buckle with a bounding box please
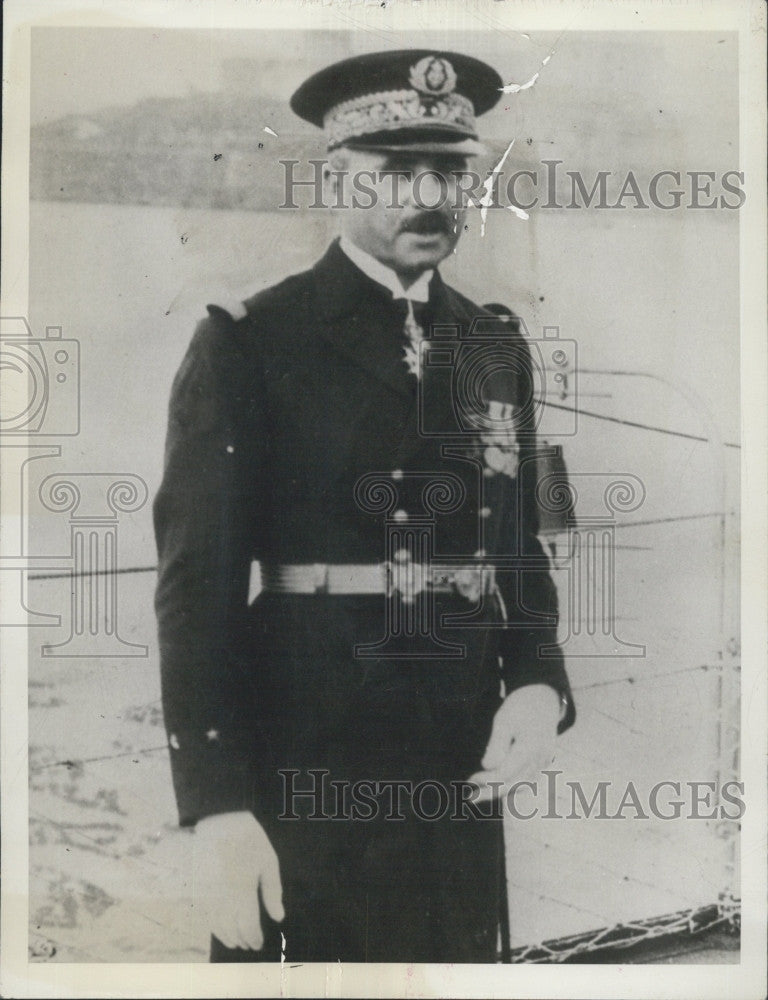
[446,563,495,602]
[384,560,496,602]
[385,556,427,604]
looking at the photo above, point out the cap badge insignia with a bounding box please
[409,56,457,97]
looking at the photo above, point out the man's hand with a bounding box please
[468,684,562,803]
[193,810,284,950]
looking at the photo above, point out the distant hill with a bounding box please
[31,90,320,210]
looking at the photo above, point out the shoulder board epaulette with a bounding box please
[206,293,248,323]
[482,302,519,322]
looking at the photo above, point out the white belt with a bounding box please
[261,563,388,594]
[260,562,495,601]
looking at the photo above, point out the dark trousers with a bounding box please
[213,591,507,963]
[210,808,506,964]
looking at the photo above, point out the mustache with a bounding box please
[399,211,458,236]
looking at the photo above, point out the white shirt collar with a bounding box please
[339,237,433,303]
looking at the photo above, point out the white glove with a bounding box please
[468,684,562,802]
[193,810,284,950]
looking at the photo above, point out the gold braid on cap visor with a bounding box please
[323,89,476,149]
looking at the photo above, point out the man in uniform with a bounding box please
[154,48,575,964]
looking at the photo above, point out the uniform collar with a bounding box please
[339,237,433,303]
[314,238,438,320]
[310,238,477,406]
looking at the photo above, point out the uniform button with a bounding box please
[484,446,508,473]
[169,733,180,750]
[226,444,234,454]
[479,506,492,519]
[393,509,408,522]
[205,729,220,742]
[391,469,404,480]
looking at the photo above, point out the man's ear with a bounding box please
[322,164,338,205]
[324,149,350,208]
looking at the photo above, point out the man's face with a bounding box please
[329,148,470,282]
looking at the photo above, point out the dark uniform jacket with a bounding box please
[154,238,575,830]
